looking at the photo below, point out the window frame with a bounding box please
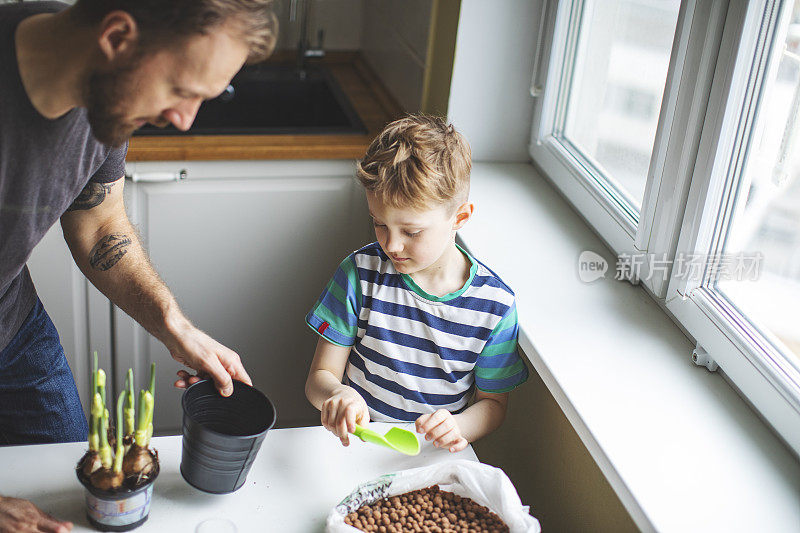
[665,0,800,455]
[531,0,639,250]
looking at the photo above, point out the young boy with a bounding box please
[305,115,528,453]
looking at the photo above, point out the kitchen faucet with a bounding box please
[289,0,325,79]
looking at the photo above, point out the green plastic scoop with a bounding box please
[352,424,420,456]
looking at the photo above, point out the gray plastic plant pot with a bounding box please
[180,379,276,494]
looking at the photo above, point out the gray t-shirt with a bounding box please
[0,2,127,350]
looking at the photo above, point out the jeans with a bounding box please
[0,298,88,445]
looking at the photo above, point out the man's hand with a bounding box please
[166,320,251,397]
[0,496,72,533]
[415,409,468,453]
[321,385,370,446]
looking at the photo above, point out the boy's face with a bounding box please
[366,192,473,276]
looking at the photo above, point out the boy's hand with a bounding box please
[415,409,469,453]
[321,385,370,446]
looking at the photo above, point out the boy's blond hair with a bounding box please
[356,115,471,210]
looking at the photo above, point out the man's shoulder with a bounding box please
[0,2,67,52]
[0,1,68,20]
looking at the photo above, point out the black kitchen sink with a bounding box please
[135,64,367,136]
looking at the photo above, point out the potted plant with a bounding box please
[77,355,159,531]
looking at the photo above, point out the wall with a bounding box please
[472,357,638,532]
[420,0,461,117]
[447,0,538,162]
[361,1,433,112]
[274,0,364,51]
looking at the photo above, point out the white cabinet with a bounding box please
[118,160,372,434]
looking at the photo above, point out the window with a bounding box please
[532,0,800,457]
[562,0,680,210]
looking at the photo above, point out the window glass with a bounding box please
[563,0,680,210]
[718,0,800,370]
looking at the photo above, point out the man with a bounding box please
[0,1,277,530]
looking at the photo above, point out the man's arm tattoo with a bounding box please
[89,234,131,271]
[66,182,113,211]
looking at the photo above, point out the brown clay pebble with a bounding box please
[346,486,509,533]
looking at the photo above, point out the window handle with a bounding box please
[530,0,550,97]
[692,345,718,372]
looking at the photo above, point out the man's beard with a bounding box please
[85,61,141,148]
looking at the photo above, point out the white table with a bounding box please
[1,424,478,532]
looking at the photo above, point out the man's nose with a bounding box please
[165,98,203,131]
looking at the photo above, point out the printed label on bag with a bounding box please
[335,474,395,515]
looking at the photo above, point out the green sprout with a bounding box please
[97,367,106,405]
[147,363,155,442]
[148,362,156,397]
[134,390,154,448]
[98,407,112,469]
[88,353,100,452]
[89,393,103,451]
[113,391,125,475]
[124,369,135,438]
[91,351,98,398]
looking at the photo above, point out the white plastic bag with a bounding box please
[326,460,540,532]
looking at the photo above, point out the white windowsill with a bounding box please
[458,163,800,533]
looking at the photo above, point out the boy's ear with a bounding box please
[97,10,139,64]
[452,202,475,230]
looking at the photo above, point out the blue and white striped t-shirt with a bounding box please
[306,242,528,422]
